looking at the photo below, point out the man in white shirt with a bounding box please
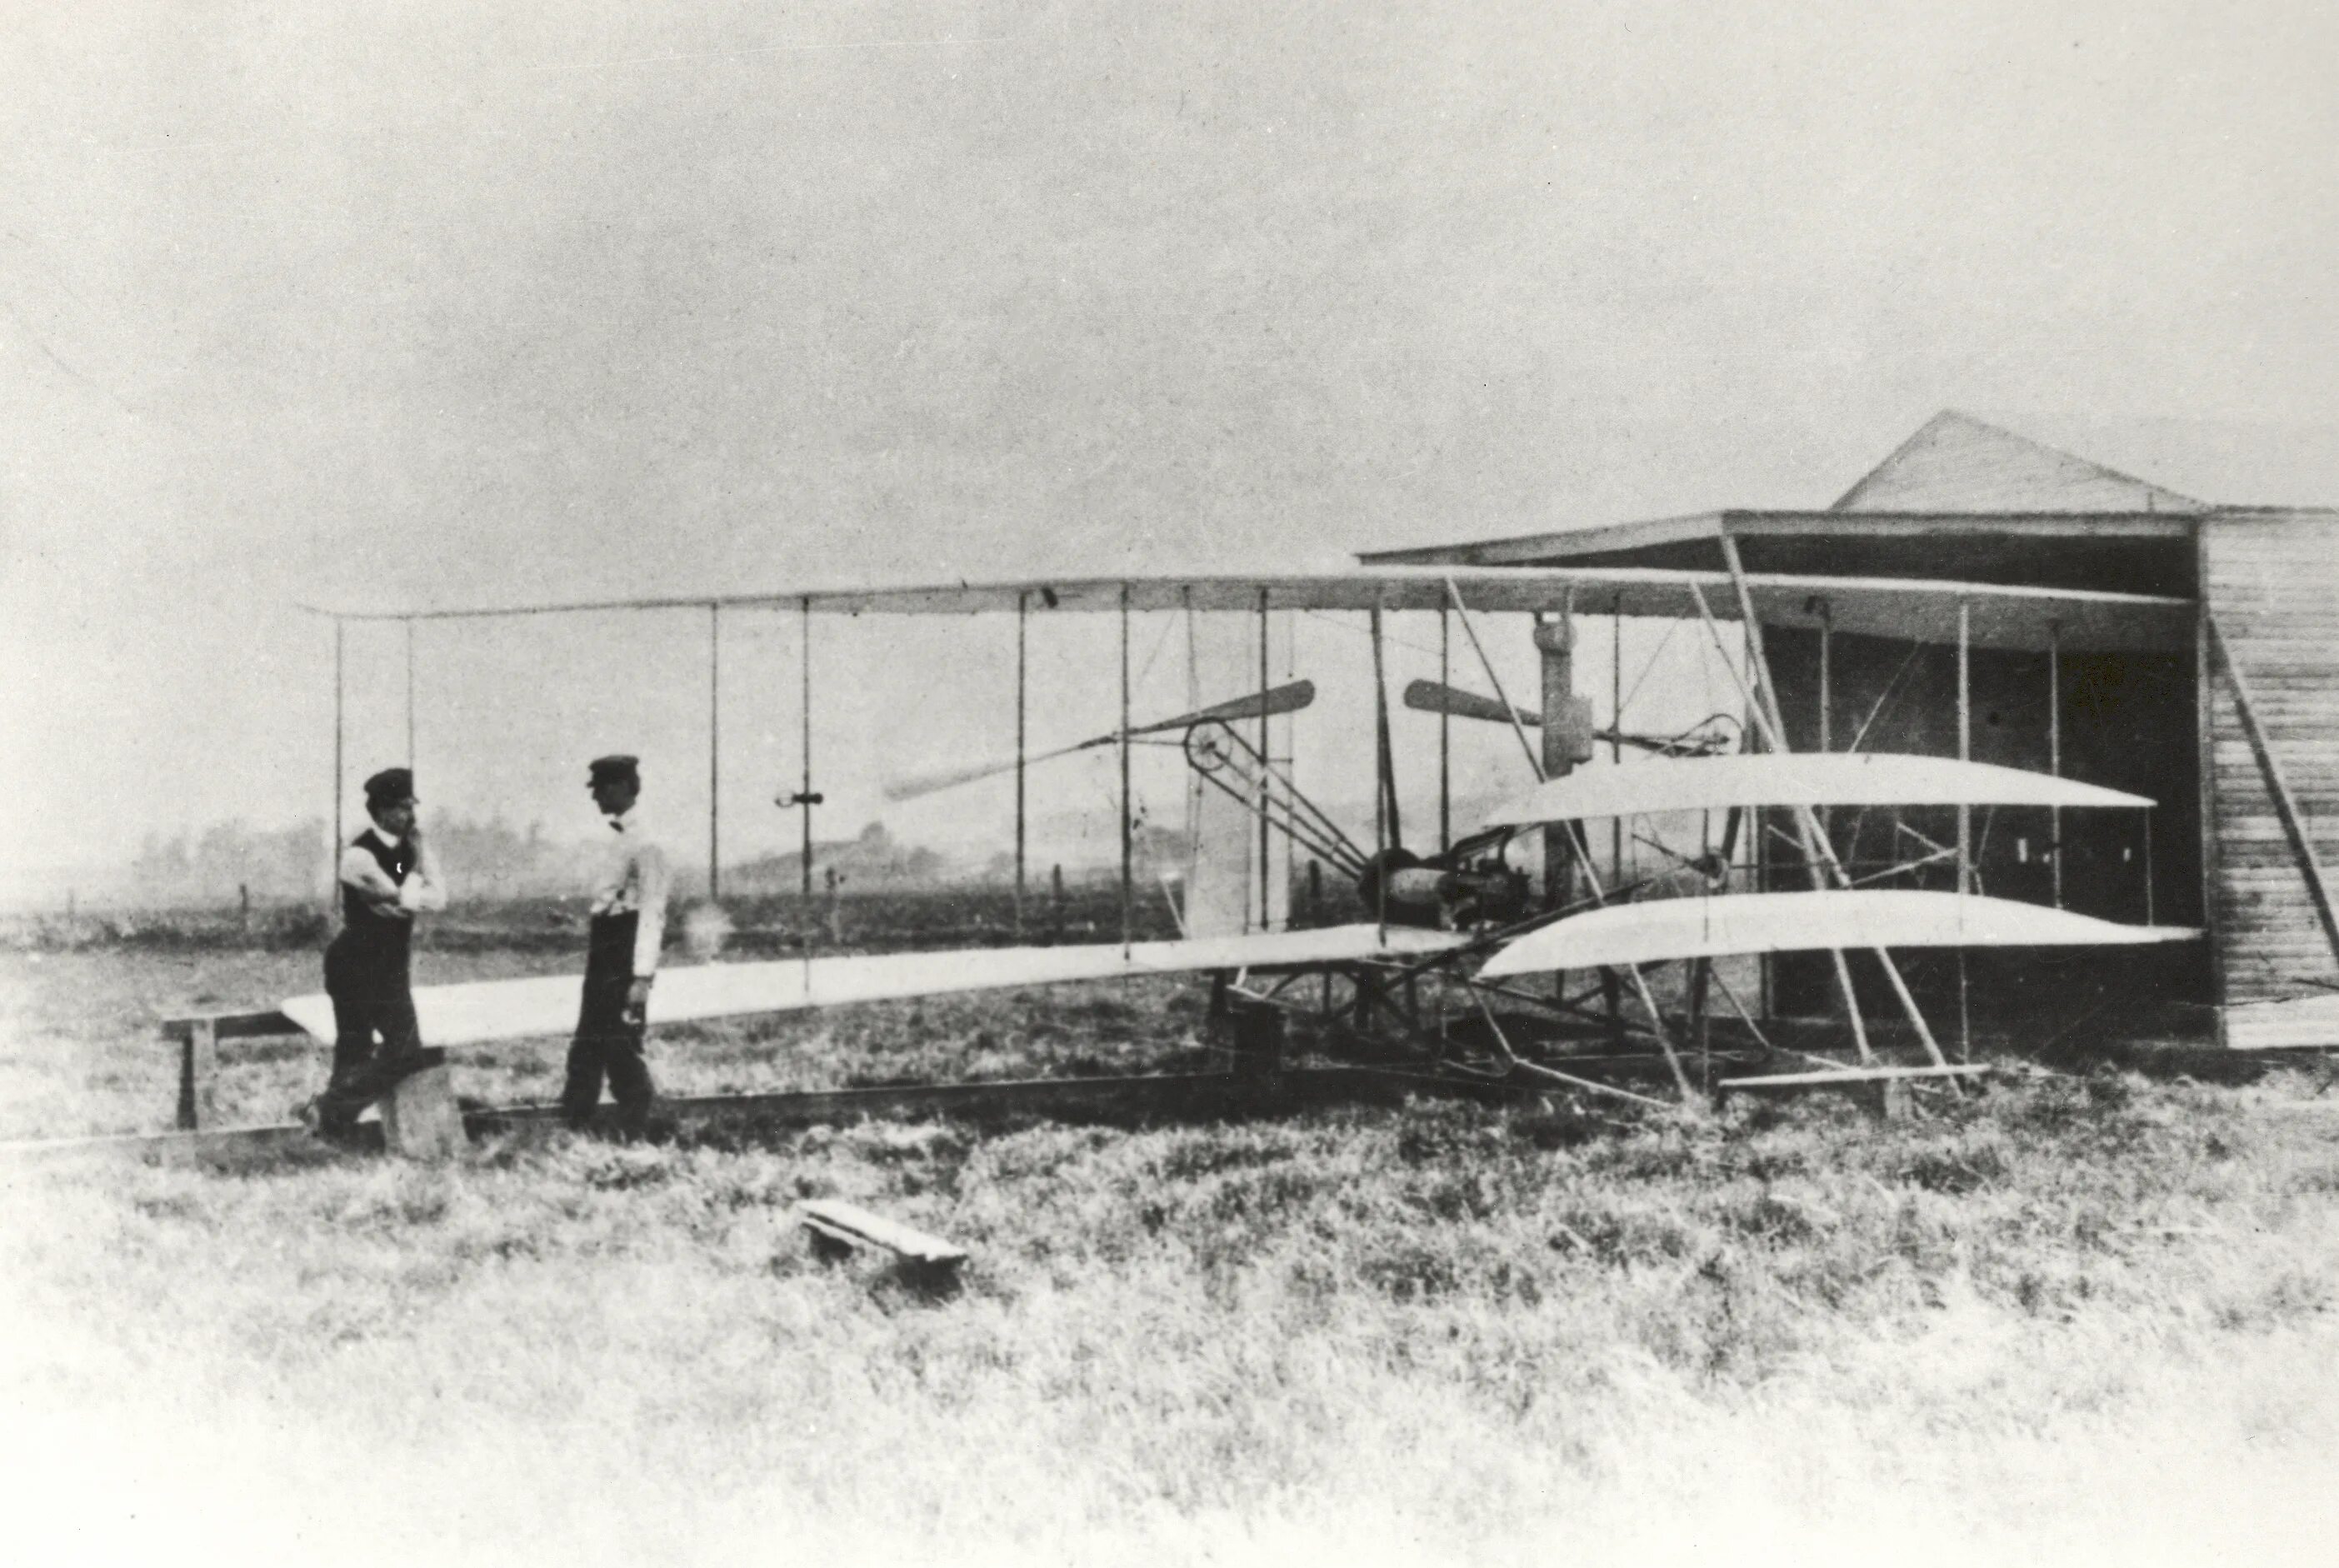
[561,753,670,1135]
[304,767,447,1137]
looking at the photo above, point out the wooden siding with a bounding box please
[2203,509,2339,1021]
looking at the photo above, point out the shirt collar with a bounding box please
[362,824,408,851]
[607,806,640,835]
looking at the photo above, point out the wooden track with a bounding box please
[0,1067,1509,1166]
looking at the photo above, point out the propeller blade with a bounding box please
[882,737,1091,801]
[1407,680,1733,758]
[1404,679,1541,727]
[1126,679,1316,738]
[883,682,1317,802]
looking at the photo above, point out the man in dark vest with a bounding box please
[303,767,446,1137]
[562,753,670,1136]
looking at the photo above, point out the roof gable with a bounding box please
[1834,411,2205,514]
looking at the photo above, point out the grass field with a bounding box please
[7,932,2339,1566]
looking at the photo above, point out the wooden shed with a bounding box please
[1364,411,2339,1049]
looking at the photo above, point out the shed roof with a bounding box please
[1353,410,2258,598]
[1832,411,2205,514]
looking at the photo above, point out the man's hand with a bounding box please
[624,976,654,1026]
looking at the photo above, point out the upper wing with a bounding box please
[1485,752,2155,826]
[279,923,1467,1047]
[1478,890,2197,977]
[321,566,2190,651]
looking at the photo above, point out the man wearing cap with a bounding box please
[562,754,670,1135]
[305,767,447,1136]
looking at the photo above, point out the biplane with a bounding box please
[275,553,2198,1121]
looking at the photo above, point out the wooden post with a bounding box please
[176,1018,217,1131]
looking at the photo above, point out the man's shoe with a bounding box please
[298,1096,362,1146]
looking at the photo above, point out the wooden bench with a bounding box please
[157,1009,463,1160]
[159,1010,297,1131]
[798,1199,968,1276]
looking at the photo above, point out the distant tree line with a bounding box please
[126,812,601,908]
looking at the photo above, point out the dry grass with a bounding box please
[6,947,2339,1565]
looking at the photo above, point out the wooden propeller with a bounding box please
[883,681,1316,801]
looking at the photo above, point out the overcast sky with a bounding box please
[3,0,2334,887]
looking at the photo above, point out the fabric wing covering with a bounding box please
[280,924,1467,1047]
[1478,890,2197,977]
[1485,753,2152,827]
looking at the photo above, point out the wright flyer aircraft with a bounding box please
[138,411,2339,1152]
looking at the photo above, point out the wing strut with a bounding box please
[1259,587,1275,931]
[1705,539,1952,1074]
[1119,585,1133,956]
[1444,577,1696,1102]
[1369,603,1392,938]
[1016,589,1028,938]
[1438,609,1452,854]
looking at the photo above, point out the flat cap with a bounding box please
[587,754,640,785]
[363,767,416,808]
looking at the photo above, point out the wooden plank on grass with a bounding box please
[799,1200,967,1267]
[1718,1065,1994,1090]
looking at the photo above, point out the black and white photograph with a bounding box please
[3,2,2337,1562]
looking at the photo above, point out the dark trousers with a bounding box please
[561,913,655,1131]
[317,936,425,1126]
